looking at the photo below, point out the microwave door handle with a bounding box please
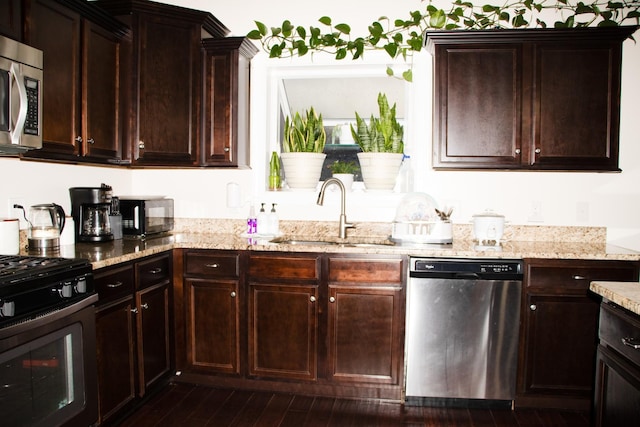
[9,62,28,146]
[133,206,140,230]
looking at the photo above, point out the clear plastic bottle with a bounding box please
[397,155,414,193]
[247,205,257,235]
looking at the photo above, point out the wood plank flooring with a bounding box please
[119,383,593,427]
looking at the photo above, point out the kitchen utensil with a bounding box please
[69,184,114,242]
[21,203,66,251]
[472,210,505,245]
[391,193,453,244]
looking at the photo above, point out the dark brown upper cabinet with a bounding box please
[94,0,229,167]
[425,27,638,171]
[22,0,129,163]
[201,37,258,167]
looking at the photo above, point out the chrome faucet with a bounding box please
[317,178,355,239]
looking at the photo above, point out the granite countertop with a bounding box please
[61,229,640,271]
[590,281,640,316]
[28,219,637,270]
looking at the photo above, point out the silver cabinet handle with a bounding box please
[139,140,145,149]
[535,148,541,154]
[515,148,521,155]
[131,307,138,314]
[88,138,95,145]
[149,268,162,274]
[622,337,640,350]
[572,275,586,280]
[230,291,236,298]
[329,296,336,303]
[530,304,537,311]
[205,263,220,268]
[107,281,123,288]
[75,136,83,144]
[309,296,316,303]
[141,303,149,310]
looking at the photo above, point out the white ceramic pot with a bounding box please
[357,152,403,191]
[472,210,505,244]
[332,173,354,191]
[280,152,327,189]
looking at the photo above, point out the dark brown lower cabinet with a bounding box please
[94,253,172,425]
[594,302,640,427]
[177,250,406,401]
[517,259,639,410]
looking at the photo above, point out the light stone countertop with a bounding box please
[590,281,640,316]
[60,221,640,269]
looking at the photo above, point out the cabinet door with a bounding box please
[432,43,524,169]
[522,293,600,398]
[595,345,640,427]
[201,38,257,167]
[131,14,200,165]
[0,0,22,41]
[185,278,240,374]
[95,297,136,425]
[328,284,402,385]
[136,281,171,397]
[83,21,121,160]
[532,42,621,170]
[30,0,81,155]
[248,282,318,381]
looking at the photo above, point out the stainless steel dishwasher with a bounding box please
[405,257,523,408]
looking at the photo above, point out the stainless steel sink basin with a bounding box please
[269,237,396,248]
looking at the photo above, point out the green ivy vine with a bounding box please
[247,0,640,80]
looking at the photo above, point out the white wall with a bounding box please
[2,0,639,249]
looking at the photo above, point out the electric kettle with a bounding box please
[17,203,66,252]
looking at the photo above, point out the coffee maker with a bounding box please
[69,184,114,242]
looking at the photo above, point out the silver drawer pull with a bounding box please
[622,337,640,350]
[572,275,586,280]
[149,268,163,274]
[141,303,149,310]
[205,263,220,268]
[107,281,123,288]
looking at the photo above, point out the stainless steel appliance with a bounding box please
[406,257,523,408]
[0,35,43,154]
[119,197,174,237]
[0,255,98,426]
[27,203,66,252]
[69,184,114,242]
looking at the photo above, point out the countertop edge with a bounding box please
[590,281,640,316]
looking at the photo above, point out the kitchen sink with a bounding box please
[269,237,396,248]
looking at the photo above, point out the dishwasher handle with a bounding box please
[454,272,481,280]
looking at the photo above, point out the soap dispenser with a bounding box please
[257,203,268,235]
[268,203,279,235]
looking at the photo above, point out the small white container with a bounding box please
[472,210,505,244]
[0,218,20,255]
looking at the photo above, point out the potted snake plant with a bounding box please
[280,107,327,189]
[351,93,405,190]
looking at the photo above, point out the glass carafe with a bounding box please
[81,204,112,237]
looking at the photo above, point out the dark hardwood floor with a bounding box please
[118,383,593,427]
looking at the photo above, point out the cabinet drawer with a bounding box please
[136,254,171,289]
[249,254,319,280]
[184,251,239,278]
[328,257,403,283]
[526,260,638,289]
[600,302,640,367]
[94,264,135,303]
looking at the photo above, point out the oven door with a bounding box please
[0,296,98,427]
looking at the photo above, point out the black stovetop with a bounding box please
[0,255,94,328]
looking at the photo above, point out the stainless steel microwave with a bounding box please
[0,35,43,154]
[119,197,174,237]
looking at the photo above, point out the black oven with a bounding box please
[0,256,98,427]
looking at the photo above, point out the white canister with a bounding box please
[60,216,75,246]
[0,218,21,255]
[472,210,505,244]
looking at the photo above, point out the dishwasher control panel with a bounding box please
[410,258,523,280]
